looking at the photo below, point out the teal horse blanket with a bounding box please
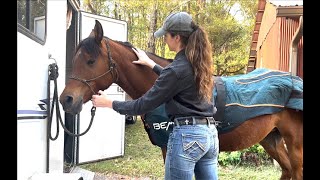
[143,68,303,147]
[213,68,303,133]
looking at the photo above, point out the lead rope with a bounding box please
[47,62,96,140]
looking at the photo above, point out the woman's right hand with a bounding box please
[132,48,156,69]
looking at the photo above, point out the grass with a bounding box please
[81,117,281,179]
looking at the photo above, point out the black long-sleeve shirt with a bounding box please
[112,49,213,120]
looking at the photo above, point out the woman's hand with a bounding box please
[132,48,156,69]
[92,90,113,108]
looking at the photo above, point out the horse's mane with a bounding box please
[112,37,173,63]
[146,51,173,63]
[75,36,173,64]
[113,39,134,49]
[75,37,101,59]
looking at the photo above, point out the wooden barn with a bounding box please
[247,0,303,79]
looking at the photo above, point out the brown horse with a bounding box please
[59,20,303,180]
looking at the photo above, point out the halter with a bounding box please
[69,37,118,95]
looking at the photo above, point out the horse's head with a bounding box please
[60,20,115,115]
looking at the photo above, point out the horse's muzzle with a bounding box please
[59,95,83,115]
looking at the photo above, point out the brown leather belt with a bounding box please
[174,116,215,126]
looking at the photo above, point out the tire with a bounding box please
[125,115,137,124]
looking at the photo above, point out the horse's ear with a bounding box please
[89,20,104,44]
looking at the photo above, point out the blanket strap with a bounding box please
[214,77,226,122]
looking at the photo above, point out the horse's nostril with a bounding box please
[64,95,74,107]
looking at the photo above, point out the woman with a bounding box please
[92,11,219,180]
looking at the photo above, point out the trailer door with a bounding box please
[76,12,127,164]
[18,0,67,179]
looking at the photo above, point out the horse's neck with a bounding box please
[110,41,170,100]
[146,52,172,68]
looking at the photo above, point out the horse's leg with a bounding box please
[259,129,292,180]
[276,109,303,180]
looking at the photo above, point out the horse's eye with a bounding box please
[87,59,95,65]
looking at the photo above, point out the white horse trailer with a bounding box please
[17,0,127,179]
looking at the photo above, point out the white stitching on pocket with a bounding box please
[182,133,207,160]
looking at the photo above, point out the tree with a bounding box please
[81,0,258,76]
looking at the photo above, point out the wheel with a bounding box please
[125,115,137,124]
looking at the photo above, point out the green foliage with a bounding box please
[218,144,273,167]
[241,144,273,165]
[81,0,258,76]
[219,151,242,166]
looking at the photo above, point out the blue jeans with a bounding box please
[165,123,219,180]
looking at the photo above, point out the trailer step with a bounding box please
[70,166,95,180]
[30,173,83,180]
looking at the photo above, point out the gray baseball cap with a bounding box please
[154,12,193,38]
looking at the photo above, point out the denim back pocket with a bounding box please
[182,133,207,160]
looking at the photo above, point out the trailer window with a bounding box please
[17,0,46,41]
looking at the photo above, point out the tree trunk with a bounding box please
[86,0,97,14]
[147,3,157,53]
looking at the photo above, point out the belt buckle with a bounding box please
[205,117,211,126]
[192,117,196,125]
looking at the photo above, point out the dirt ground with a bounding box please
[94,172,152,180]
[69,166,152,180]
